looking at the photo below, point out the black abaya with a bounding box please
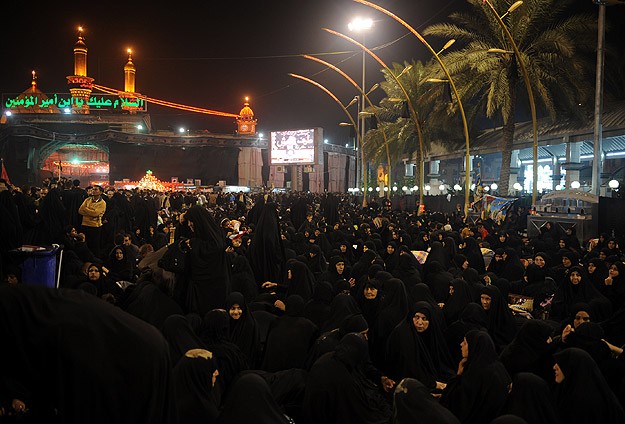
[0,285,175,423]
[393,378,460,424]
[440,330,512,424]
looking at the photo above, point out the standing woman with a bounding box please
[552,348,625,423]
[183,206,230,315]
[440,330,512,424]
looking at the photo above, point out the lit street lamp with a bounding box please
[349,17,373,191]
[354,0,471,217]
[323,27,426,211]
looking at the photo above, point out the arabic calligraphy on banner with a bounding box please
[3,93,146,111]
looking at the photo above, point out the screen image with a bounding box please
[270,129,316,164]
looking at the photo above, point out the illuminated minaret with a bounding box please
[29,70,37,92]
[124,49,136,93]
[66,26,94,114]
[119,48,145,114]
[236,97,257,135]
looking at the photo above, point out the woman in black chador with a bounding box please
[184,206,231,315]
[440,330,512,424]
[552,347,625,423]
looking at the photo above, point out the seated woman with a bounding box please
[440,330,512,424]
[303,333,392,424]
[552,348,625,423]
[393,378,460,424]
[173,349,220,424]
[106,245,136,282]
[384,301,454,391]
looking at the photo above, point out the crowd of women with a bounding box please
[1,179,625,423]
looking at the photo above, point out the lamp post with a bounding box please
[482,0,538,207]
[348,18,373,191]
[354,0,471,217]
[303,54,392,197]
[289,73,369,205]
[323,27,427,211]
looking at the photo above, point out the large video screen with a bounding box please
[270,128,318,165]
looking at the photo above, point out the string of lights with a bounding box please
[92,84,240,118]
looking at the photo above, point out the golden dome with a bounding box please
[239,97,254,117]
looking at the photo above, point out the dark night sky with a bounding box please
[2,0,624,144]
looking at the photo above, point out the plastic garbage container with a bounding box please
[10,245,62,289]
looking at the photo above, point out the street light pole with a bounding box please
[592,1,607,196]
[324,27,426,211]
[303,54,390,197]
[354,0,471,217]
[348,18,373,193]
[289,73,368,205]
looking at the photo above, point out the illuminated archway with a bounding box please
[39,141,109,184]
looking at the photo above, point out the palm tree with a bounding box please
[423,0,597,194]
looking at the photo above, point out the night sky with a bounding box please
[2,0,623,144]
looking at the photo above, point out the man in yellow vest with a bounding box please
[79,185,106,258]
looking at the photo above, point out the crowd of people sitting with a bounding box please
[0,175,624,423]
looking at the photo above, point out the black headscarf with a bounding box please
[553,348,625,423]
[0,285,175,423]
[440,330,512,424]
[161,314,204,366]
[217,373,290,424]
[173,350,219,423]
[320,293,361,333]
[550,265,610,322]
[443,278,475,325]
[384,301,455,389]
[230,255,259,304]
[303,333,392,424]
[184,206,230,315]
[393,377,460,424]
[504,372,559,424]
[499,319,556,381]
[303,280,334,329]
[370,278,409,366]
[225,291,260,367]
[246,201,287,285]
[424,260,454,303]
[261,295,319,372]
[480,285,518,351]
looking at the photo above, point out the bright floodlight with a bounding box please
[392,186,398,191]
[571,181,581,189]
[375,187,380,192]
[5,111,12,117]
[484,186,490,192]
[513,182,523,190]
[258,133,264,138]
[384,187,389,192]
[402,186,408,191]
[368,187,373,192]
[439,184,446,192]
[64,108,71,114]
[412,186,418,191]
[137,124,143,130]
[609,179,620,189]
[454,184,462,191]
[424,185,431,191]
[491,183,498,190]
[348,17,373,32]
[324,139,329,144]
[471,184,476,190]
[179,127,185,133]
